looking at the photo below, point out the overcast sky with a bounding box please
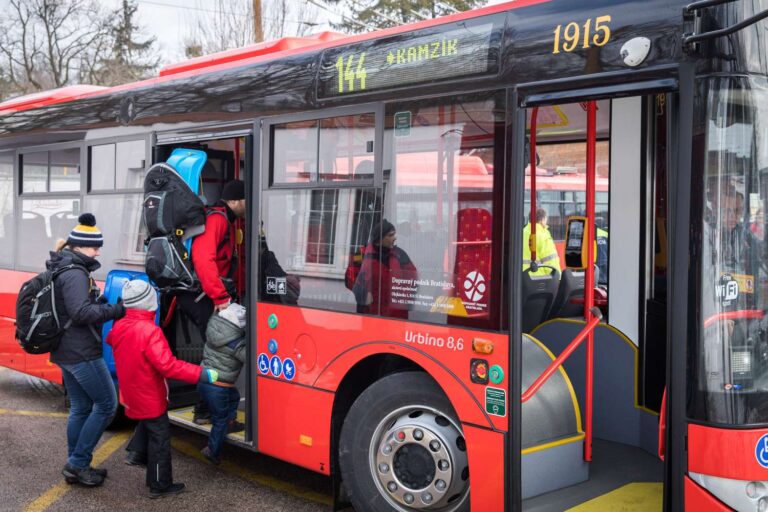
[96,0,509,64]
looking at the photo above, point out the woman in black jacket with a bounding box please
[48,214,125,487]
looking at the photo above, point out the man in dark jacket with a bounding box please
[48,214,126,487]
[177,179,245,424]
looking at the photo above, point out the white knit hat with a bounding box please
[121,280,158,312]
[218,303,246,328]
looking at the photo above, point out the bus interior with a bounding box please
[154,136,253,447]
[519,94,669,509]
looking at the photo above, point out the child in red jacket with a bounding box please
[106,279,218,498]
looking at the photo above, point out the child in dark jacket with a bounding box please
[106,279,219,498]
[198,303,246,464]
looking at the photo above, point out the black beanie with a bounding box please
[370,219,395,243]
[221,180,245,201]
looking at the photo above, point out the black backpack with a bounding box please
[142,162,207,292]
[15,264,87,354]
[144,208,229,293]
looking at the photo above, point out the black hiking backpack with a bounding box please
[142,162,207,292]
[15,264,87,354]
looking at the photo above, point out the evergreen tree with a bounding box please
[328,0,487,33]
[94,0,158,86]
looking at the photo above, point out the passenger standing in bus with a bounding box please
[177,179,246,425]
[198,303,247,465]
[522,208,561,276]
[107,279,220,498]
[48,214,126,487]
[353,219,418,318]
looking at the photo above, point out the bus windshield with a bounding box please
[691,75,768,426]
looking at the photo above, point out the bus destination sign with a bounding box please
[317,15,503,99]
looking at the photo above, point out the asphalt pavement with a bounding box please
[0,366,337,512]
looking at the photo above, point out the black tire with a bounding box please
[339,372,470,512]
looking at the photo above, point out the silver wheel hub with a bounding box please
[371,407,469,511]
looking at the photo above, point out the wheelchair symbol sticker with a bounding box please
[257,353,269,375]
[757,434,768,468]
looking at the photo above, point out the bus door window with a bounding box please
[262,110,380,310]
[380,93,505,328]
[691,76,768,425]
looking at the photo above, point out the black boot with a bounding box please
[149,482,186,498]
[62,464,105,487]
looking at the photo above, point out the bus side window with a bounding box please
[382,94,505,328]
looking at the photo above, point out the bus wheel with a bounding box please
[339,372,469,512]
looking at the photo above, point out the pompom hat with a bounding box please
[121,279,158,312]
[67,213,103,248]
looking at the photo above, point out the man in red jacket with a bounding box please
[177,179,246,423]
[107,279,219,498]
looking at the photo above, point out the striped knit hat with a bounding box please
[121,279,158,312]
[67,213,103,248]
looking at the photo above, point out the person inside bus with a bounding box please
[352,219,418,318]
[522,208,561,276]
[49,214,126,487]
[176,179,246,425]
[108,279,219,498]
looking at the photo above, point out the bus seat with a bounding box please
[454,208,492,318]
[21,211,50,244]
[549,266,600,319]
[50,211,78,241]
[521,267,559,332]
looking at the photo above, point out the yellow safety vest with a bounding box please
[523,223,561,276]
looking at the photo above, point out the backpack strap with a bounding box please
[205,207,230,252]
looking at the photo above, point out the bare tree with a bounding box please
[0,0,112,98]
[183,0,319,58]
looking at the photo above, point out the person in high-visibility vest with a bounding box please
[596,225,608,285]
[523,208,561,276]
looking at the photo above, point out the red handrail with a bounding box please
[703,309,764,328]
[583,100,597,462]
[522,307,602,403]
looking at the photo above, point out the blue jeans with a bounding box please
[197,382,239,458]
[59,358,117,469]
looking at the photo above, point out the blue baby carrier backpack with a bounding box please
[142,148,208,293]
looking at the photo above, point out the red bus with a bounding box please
[1,1,767,510]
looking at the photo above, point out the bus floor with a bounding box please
[523,438,663,512]
[168,398,248,447]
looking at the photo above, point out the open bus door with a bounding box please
[509,81,687,511]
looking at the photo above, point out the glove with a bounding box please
[96,294,108,304]
[199,368,219,384]
[114,303,127,320]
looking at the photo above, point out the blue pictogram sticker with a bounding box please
[268,339,278,354]
[283,358,295,380]
[269,355,283,378]
[257,353,269,375]
[757,434,768,468]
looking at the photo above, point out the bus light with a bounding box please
[472,338,494,354]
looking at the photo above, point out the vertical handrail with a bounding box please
[584,100,597,462]
[529,107,539,263]
[521,307,603,403]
